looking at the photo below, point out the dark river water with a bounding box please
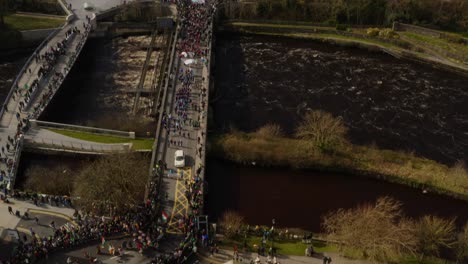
[3,33,468,232]
[206,33,468,231]
[213,33,468,165]
[39,37,156,135]
[0,52,30,103]
[205,158,468,232]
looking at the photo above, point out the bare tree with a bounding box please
[295,110,347,149]
[220,210,245,239]
[415,215,456,260]
[255,123,283,139]
[455,222,468,264]
[322,196,417,262]
[73,153,150,215]
[23,164,75,195]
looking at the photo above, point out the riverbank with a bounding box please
[210,132,468,201]
[220,21,468,76]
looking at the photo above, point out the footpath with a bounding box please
[198,248,372,264]
[0,198,75,260]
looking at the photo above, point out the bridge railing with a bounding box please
[28,24,92,119]
[3,136,25,190]
[0,26,63,121]
[0,0,74,122]
[25,138,131,153]
[30,119,135,139]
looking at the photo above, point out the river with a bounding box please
[213,33,468,165]
[0,52,30,103]
[207,33,468,231]
[38,36,157,136]
[205,158,468,232]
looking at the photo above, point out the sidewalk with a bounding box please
[0,197,75,230]
[199,248,373,264]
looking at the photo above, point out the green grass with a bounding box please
[48,129,154,150]
[4,14,64,31]
[211,132,468,199]
[220,236,337,256]
[401,31,468,54]
[225,22,403,51]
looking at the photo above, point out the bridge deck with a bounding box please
[0,0,131,190]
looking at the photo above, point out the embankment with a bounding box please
[220,21,468,77]
[210,132,468,202]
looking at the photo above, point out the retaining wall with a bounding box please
[29,120,136,139]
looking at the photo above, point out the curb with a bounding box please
[16,227,40,240]
[28,208,77,226]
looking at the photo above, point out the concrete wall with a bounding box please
[29,120,136,139]
[21,28,60,43]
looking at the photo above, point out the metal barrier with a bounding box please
[4,137,25,190]
[28,24,92,119]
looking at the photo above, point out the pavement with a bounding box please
[155,55,207,235]
[0,198,75,261]
[198,248,373,264]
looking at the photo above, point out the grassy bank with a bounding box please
[4,13,64,31]
[48,129,154,150]
[220,236,337,256]
[210,132,468,200]
[221,21,468,74]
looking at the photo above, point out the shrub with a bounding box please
[336,24,348,31]
[295,110,347,150]
[455,223,468,263]
[367,27,380,37]
[322,197,417,262]
[255,123,283,139]
[440,33,464,44]
[220,211,245,239]
[324,19,336,27]
[415,216,456,260]
[379,28,400,39]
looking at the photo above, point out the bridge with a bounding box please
[0,0,214,241]
[0,0,137,191]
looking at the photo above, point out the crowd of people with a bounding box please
[3,1,216,263]
[30,23,92,120]
[0,22,92,194]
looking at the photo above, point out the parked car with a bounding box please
[174,150,185,168]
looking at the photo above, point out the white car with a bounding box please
[174,150,185,168]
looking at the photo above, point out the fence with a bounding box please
[25,138,131,153]
[146,25,179,200]
[4,137,25,190]
[30,120,135,139]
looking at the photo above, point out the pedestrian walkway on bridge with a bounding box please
[0,0,134,195]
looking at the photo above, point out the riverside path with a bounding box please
[0,0,132,194]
